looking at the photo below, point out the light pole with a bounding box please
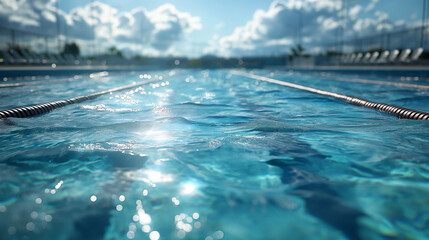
[91,0,96,57]
[290,9,302,47]
[56,0,61,53]
[296,10,302,47]
[421,0,427,48]
[338,0,346,54]
[284,23,298,47]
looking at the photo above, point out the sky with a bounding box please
[0,0,427,57]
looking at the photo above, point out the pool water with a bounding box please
[0,69,429,240]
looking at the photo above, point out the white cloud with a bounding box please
[205,0,407,57]
[365,0,378,12]
[0,0,201,55]
[0,0,67,37]
[206,0,340,57]
[349,5,362,20]
[147,4,201,50]
[0,0,18,13]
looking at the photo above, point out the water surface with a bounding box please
[1,69,428,240]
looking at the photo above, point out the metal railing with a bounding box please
[325,25,429,55]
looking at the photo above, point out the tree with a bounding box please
[108,46,123,57]
[291,44,305,57]
[62,42,80,56]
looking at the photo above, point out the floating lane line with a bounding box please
[0,71,109,88]
[0,74,172,119]
[231,71,429,120]
[0,78,82,88]
[276,70,429,90]
[323,76,429,90]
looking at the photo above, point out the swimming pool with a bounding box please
[0,68,428,240]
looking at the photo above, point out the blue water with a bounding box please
[0,69,429,240]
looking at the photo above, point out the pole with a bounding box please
[56,0,61,53]
[45,36,48,53]
[92,0,96,57]
[11,29,16,48]
[288,9,301,47]
[298,10,302,47]
[340,0,346,54]
[387,33,390,50]
[421,0,427,48]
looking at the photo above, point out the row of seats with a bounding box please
[341,48,424,65]
[0,49,88,65]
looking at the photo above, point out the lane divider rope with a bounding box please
[0,75,172,119]
[0,71,109,88]
[232,71,429,120]
[324,76,429,90]
[277,70,429,90]
[0,79,75,88]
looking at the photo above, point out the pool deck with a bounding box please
[286,65,429,78]
[1,64,429,71]
[0,65,153,78]
[1,64,429,78]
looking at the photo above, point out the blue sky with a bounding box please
[0,0,426,57]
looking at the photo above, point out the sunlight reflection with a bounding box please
[45,215,52,222]
[54,180,63,190]
[126,231,135,239]
[194,221,201,229]
[116,204,123,211]
[149,231,160,240]
[139,74,152,79]
[214,230,224,239]
[144,129,172,143]
[174,212,202,238]
[30,211,38,219]
[181,183,196,195]
[134,206,152,225]
[134,199,155,239]
[142,225,151,233]
[146,170,173,183]
[44,180,64,195]
[143,189,149,196]
[124,169,173,187]
[26,222,35,231]
[140,213,152,225]
[127,222,137,239]
[179,181,200,196]
[172,197,180,206]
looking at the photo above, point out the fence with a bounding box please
[0,26,101,57]
[1,21,428,63]
[325,25,429,55]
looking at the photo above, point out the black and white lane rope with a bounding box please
[0,75,171,119]
[232,71,429,120]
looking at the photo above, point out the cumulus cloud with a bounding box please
[205,0,339,57]
[205,0,406,57]
[1,0,61,35]
[349,5,362,20]
[0,0,201,55]
[365,0,379,12]
[147,4,201,50]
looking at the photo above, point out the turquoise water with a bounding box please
[0,69,429,240]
